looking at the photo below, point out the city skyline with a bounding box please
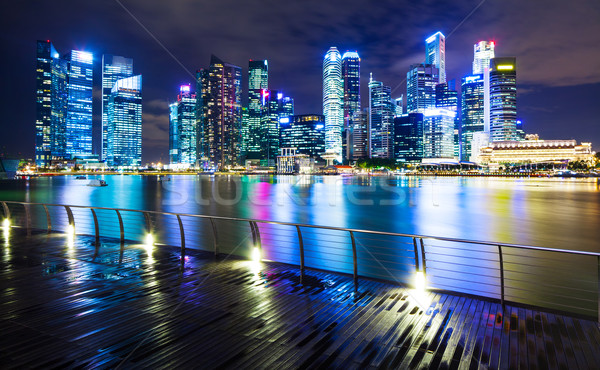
[2,0,599,163]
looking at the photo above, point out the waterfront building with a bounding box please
[323,47,344,162]
[460,74,485,160]
[369,75,394,159]
[65,50,94,158]
[473,41,495,75]
[245,60,268,161]
[106,75,142,167]
[490,57,517,142]
[280,114,325,160]
[35,41,92,166]
[169,85,197,167]
[423,108,456,159]
[196,55,242,170]
[342,51,360,162]
[277,147,312,174]
[393,113,424,163]
[406,64,439,113]
[435,81,459,158]
[477,139,595,169]
[425,32,446,83]
[516,119,526,140]
[394,96,403,117]
[349,109,369,161]
[102,55,133,161]
[261,90,294,166]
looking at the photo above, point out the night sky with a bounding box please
[1,0,599,163]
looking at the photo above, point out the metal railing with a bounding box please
[1,200,599,322]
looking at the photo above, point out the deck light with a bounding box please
[145,233,154,246]
[252,247,261,262]
[415,271,426,291]
[2,219,9,229]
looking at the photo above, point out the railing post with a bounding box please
[498,245,505,311]
[209,218,219,256]
[413,237,420,273]
[90,209,100,246]
[143,212,152,235]
[64,206,74,232]
[296,225,305,281]
[115,210,124,244]
[177,215,185,268]
[249,221,257,246]
[23,204,31,237]
[43,205,51,233]
[349,231,358,288]
[1,202,10,221]
[254,222,262,250]
[419,238,427,277]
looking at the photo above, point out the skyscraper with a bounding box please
[423,108,456,158]
[245,60,268,161]
[473,41,495,75]
[35,41,92,166]
[106,75,142,167]
[280,114,325,159]
[169,85,197,167]
[323,47,343,162]
[65,50,93,158]
[262,90,294,166]
[461,74,485,160]
[196,55,242,170]
[435,81,459,157]
[490,57,517,142]
[342,51,360,162]
[406,64,439,113]
[350,109,369,160]
[369,75,395,159]
[102,55,133,161]
[425,32,446,83]
[394,113,424,163]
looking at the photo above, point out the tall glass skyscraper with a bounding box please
[102,55,133,161]
[490,57,517,142]
[394,113,424,163]
[169,85,197,166]
[435,81,459,157]
[342,51,360,162]
[245,60,268,161]
[323,47,343,162]
[196,55,242,170]
[261,90,294,166]
[425,32,446,83]
[369,75,394,159]
[461,74,485,160]
[280,114,325,159]
[423,108,456,158]
[473,41,495,75]
[65,50,93,158]
[350,109,369,160]
[35,41,92,166]
[406,64,439,113]
[106,75,142,167]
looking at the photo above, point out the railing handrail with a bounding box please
[2,200,599,257]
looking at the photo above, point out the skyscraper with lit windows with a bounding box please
[342,51,360,162]
[406,64,439,113]
[102,55,133,161]
[261,90,294,166]
[280,114,325,159]
[245,60,268,161]
[169,85,197,166]
[425,32,446,83]
[461,74,485,160]
[490,57,517,142]
[196,55,242,170]
[369,75,394,159]
[106,75,142,167]
[323,47,343,162]
[65,50,93,158]
[473,41,495,75]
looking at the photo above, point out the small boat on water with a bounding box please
[158,175,171,182]
[75,175,87,180]
[87,179,108,187]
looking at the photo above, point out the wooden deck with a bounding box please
[0,230,598,369]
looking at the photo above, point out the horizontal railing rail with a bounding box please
[1,200,599,323]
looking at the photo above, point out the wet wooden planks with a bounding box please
[0,231,598,369]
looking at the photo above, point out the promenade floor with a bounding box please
[0,230,599,369]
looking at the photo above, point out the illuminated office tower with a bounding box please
[342,51,360,162]
[435,81,459,157]
[169,85,197,166]
[406,64,439,113]
[350,109,369,160]
[473,41,495,75]
[35,40,67,166]
[516,119,525,140]
[423,108,456,158]
[106,75,142,167]
[65,50,93,158]
[461,74,485,160]
[102,55,133,161]
[323,47,343,162]
[196,55,242,170]
[369,75,394,159]
[245,60,268,161]
[425,32,446,83]
[394,113,424,163]
[34,41,92,165]
[394,96,403,117]
[490,57,517,142]
[261,90,294,166]
[280,114,325,159]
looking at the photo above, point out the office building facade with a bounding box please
[342,51,360,162]
[323,47,344,162]
[102,55,133,161]
[369,76,394,159]
[169,85,197,166]
[106,75,142,167]
[394,113,424,163]
[196,55,242,170]
[406,64,439,113]
[245,60,268,160]
[65,50,94,158]
[425,32,446,83]
[461,74,486,161]
[280,114,325,160]
[423,108,456,159]
[473,41,495,75]
[490,57,517,142]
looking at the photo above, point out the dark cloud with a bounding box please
[1,0,598,163]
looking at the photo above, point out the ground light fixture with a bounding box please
[252,246,261,262]
[2,219,9,229]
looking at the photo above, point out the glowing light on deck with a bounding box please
[252,247,261,262]
[415,271,426,291]
[2,219,9,229]
[144,233,154,257]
